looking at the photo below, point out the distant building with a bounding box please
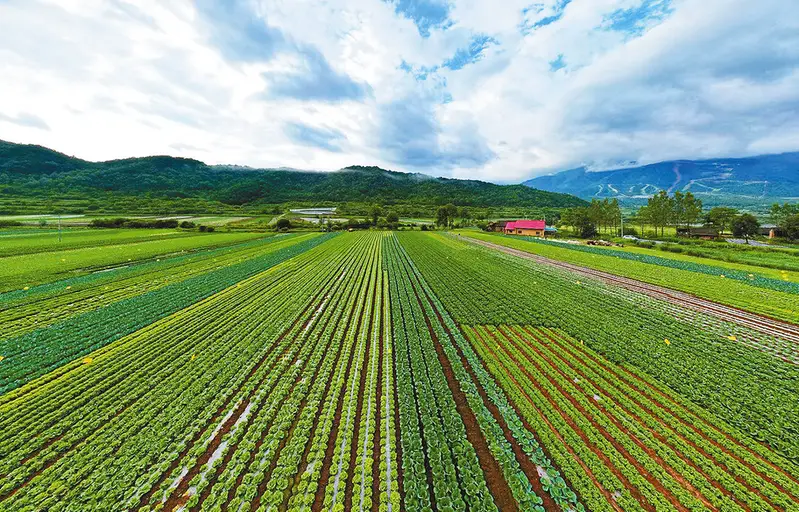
[505,220,547,237]
[759,224,784,239]
[486,221,510,232]
[289,207,337,215]
[676,227,720,240]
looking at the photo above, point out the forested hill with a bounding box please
[0,140,586,209]
[523,152,799,207]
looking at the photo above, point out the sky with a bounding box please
[0,0,797,183]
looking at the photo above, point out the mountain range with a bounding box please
[0,140,585,214]
[523,153,799,207]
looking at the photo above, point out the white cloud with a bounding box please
[0,0,796,183]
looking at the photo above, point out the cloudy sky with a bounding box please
[0,0,797,183]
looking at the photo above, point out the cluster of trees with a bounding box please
[559,199,622,238]
[770,203,799,240]
[436,204,473,227]
[89,218,214,231]
[635,191,703,236]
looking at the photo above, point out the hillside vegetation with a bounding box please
[0,140,586,214]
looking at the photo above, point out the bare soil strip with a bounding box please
[408,278,520,512]
[468,328,625,512]
[541,328,799,493]
[481,327,657,511]
[509,327,717,510]
[466,236,799,349]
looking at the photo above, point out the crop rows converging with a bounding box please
[1,231,798,511]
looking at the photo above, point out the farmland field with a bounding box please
[1,230,798,511]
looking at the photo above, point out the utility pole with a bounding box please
[620,211,624,238]
[58,213,62,243]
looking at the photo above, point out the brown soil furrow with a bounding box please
[407,278,519,512]
[162,266,340,512]
[510,327,718,510]
[540,327,799,504]
[311,265,373,512]
[495,327,694,512]
[482,327,656,511]
[468,327,625,512]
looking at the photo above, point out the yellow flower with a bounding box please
[720,275,725,278]
[0,356,4,363]
[66,286,71,290]
[727,335,737,341]
[83,357,93,364]
[664,338,671,345]
[61,258,66,262]
[23,286,29,291]
[190,354,197,361]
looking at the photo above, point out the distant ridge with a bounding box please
[0,139,586,209]
[523,153,799,206]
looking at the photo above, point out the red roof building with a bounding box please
[505,220,547,237]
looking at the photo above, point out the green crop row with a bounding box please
[0,233,332,394]
[397,232,799,462]
[0,228,198,258]
[467,325,799,511]
[463,231,799,324]
[0,233,353,510]
[0,231,266,292]
[0,234,302,339]
[390,233,583,511]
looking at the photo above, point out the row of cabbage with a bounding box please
[0,233,278,307]
[0,234,304,338]
[464,231,799,324]
[397,232,799,461]
[0,233,333,394]
[510,233,799,294]
[0,232,398,511]
[0,228,199,258]
[389,234,583,512]
[0,230,265,293]
[466,325,799,511]
[0,231,352,510]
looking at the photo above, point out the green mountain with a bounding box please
[0,140,586,214]
[523,153,799,207]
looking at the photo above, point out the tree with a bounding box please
[436,206,449,227]
[647,191,674,236]
[771,203,799,227]
[705,207,738,234]
[731,214,760,243]
[573,207,597,238]
[783,214,799,240]
[275,218,291,230]
[369,205,382,226]
[673,191,702,229]
[385,211,399,224]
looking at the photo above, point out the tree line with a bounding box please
[558,191,799,242]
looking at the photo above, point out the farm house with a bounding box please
[504,220,547,237]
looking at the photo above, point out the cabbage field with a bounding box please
[0,229,798,511]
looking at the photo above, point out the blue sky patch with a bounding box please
[443,35,497,71]
[521,0,572,35]
[603,0,673,36]
[389,0,451,37]
[549,53,566,71]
